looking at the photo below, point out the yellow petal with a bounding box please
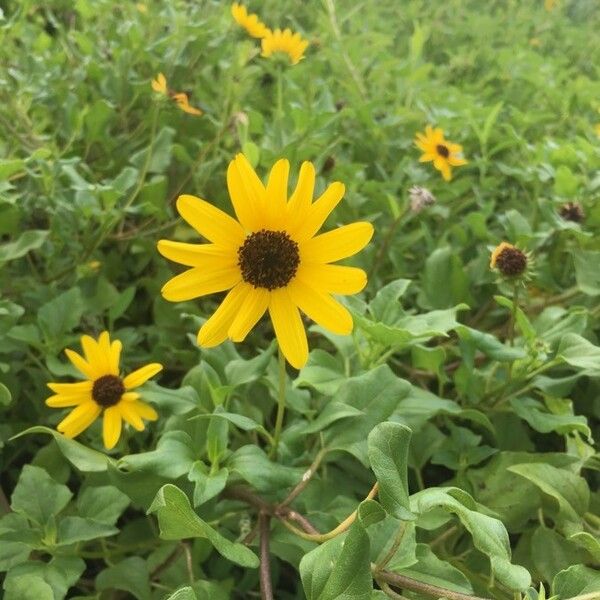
[418,153,435,163]
[289,280,353,335]
[123,363,163,390]
[46,394,90,408]
[176,194,245,248]
[433,158,452,181]
[102,406,122,450]
[264,159,289,229]
[119,401,145,431]
[98,331,117,375]
[121,392,140,402]
[197,283,252,347]
[131,400,158,421]
[289,181,345,242]
[65,348,101,380]
[47,381,93,396]
[296,264,367,295]
[227,156,267,231]
[286,161,316,231]
[301,222,374,264]
[57,401,101,438]
[80,335,108,376]
[228,287,270,342]
[157,240,235,268]
[161,264,240,302]
[269,288,308,369]
[448,156,468,167]
[151,73,167,94]
[109,340,122,376]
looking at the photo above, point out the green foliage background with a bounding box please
[1,0,599,598]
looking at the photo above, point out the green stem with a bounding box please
[269,347,287,458]
[368,207,409,282]
[508,282,519,347]
[275,64,284,151]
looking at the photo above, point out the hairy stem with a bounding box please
[259,513,274,600]
[269,347,287,458]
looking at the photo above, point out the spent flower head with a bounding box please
[46,332,162,450]
[415,125,467,181]
[559,201,585,223]
[158,154,373,369]
[490,242,529,279]
[409,186,436,213]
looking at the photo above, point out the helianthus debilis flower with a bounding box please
[158,154,373,369]
[151,73,202,116]
[415,125,467,181]
[261,28,309,65]
[46,332,162,450]
[490,242,529,278]
[231,2,270,39]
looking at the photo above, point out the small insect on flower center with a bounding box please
[238,229,300,290]
[436,144,450,158]
[92,375,125,408]
[496,247,528,277]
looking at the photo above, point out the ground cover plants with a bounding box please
[1,0,599,598]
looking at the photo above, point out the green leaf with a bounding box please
[557,333,600,375]
[96,557,151,600]
[0,382,12,407]
[4,575,54,600]
[191,410,270,440]
[572,250,600,296]
[37,288,83,341]
[11,427,117,472]
[552,564,600,596]
[396,543,474,593]
[568,531,600,562]
[224,343,274,386]
[56,516,118,546]
[410,487,531,590]
[166,588,198,600]
[457,325,526,362]
[0,230,48,264]
[325,366,411,464]
[553,165,579,197]
[11,465,72,526]
[368,422,413,520]
[77,486,129,525]
[147,484,259,568]
[0,158,26,181]
[302,401,363,434]
[188,462,229,507]
[357,500,386,528]
[301,525,373,600]
[508,463,589,528]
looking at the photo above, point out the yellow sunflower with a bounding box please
[415,125,468,181]
[172,92,203,116]
[231,3,270,39]
[261,28,309,65]
[151,74,203,116]
[46,332,162,450]
[157,154,373,369]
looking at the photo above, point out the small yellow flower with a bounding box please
[172,92,203,116]
[595,123,600,137]
[136,3,148,13]
[415,125,468,182]
[231,2,270,39]
[490,242,528,277]
[46,332,162,450]
[261,28,309,65]
[544,0,559,11]
[151,73,168,95]
[158,154,373,369]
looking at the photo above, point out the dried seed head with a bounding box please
[559,202,585,223]
[409,186,436,213]
[490,243,528,277]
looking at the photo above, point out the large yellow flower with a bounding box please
[261,28,309,65]
[158,154,373,369]
[46,332,162,450]
[415,125,467,181]
[231,3,270,39]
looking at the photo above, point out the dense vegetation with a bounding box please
[1,0,599,598]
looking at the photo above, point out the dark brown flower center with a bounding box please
[436,144,450,158]
[496,247,527,277]
[238,230,300,290]
[92,375,125,407]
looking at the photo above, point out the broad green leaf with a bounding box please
[508,463,589,528]
[357,500,386,528]
[553,165,579,197]
[572,250,600,296]
[56,516,118,546]
[11,465,72,526]
[457,325,526,362]
[0,382,11,407]
[0,158,25,181]
[141,384,199,415]
[4,575,54,600]
[166,588,198,600]
[367,422,413,520]
[191,409,269,439]
[552,564,600,596]
[369,279,412,322]
[37,288,83,341]
[296,349,346,396]
[420,248,472,309]
[77,486,129,525]
[0,230,48,264]
[557,333,600,375]
[410,487,531,590]
[224,343,274,386]
[11,427,116,472]
[568,532,600,562]
[148,484,259,568]
[301,525,373,600]
[188,463,229,507]
[96,557,151,600]
[302,401,363,434]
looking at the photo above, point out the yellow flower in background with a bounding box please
[172,92,203,116]
[46,332,162,450]
[544,0,559,11]
[261,28,309,65]
[415,125,468,181]
[158,154,373,369]
[595,123,600,137]
[231,2,270,39]
[151,73,168,95]
[151,74,202,116]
